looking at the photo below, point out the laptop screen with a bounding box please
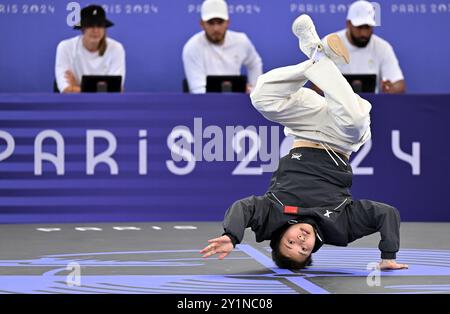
[206,75,247,93]
[81,75,122,93]
[343,74,377,93]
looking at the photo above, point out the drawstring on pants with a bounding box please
[320,142,347,167]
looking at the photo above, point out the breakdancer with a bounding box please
[201,15,408,270]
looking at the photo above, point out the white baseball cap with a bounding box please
[347,1,377,27]
[201,0,229,22]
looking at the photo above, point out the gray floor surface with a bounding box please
[0,222,449,294]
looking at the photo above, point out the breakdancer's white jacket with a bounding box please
[250,57,372,156]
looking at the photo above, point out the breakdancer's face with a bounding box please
[346,21,373,48]
[201,18,229,45]
[279,223,316,263]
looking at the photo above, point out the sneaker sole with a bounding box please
[326,34,350,64]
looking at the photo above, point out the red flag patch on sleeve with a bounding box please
[283,206,299,214]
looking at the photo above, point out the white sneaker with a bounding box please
[291,14,323,59]
[323,33,350,64]
[292,15,350,64]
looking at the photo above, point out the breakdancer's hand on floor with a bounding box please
[200,235,234,259]
[378,259,409,270]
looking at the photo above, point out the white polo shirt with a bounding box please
[182,30,263,94]
[329,29,404,92]
[55,35,126,92]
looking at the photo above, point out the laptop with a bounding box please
[81,75,122,93]
[206,75,247,93]
[343,74,377,93]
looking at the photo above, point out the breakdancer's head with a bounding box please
[270,220,323,269]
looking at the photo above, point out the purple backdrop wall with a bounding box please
[0,93,448,223]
